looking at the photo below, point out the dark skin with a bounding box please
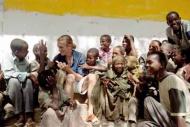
[167,13,181,32]
[34,40,54,73]
[45,75,75,121]
[167,13,182,39]
[14,45,38,86]
[146,54,187,127]
[13,45,37,125]
[100,36,111,52]
[45,75,65,121]
[79,52,107,72]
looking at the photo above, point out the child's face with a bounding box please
[112,47,123,58]
[161,44,173,59]
[172,49,182,66]
[146,54,162,75]
[148,41,161,54]
[112,60,125,75]
[122,37,131,51]
[100,37,111,50]
[15,46,28,61]
[167,13,181,31]
[183,64,190,82]
[86,52,97,66]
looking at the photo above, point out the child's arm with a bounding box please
[79,63,107,72]
[2,55,29,82]
[38,40,48,73]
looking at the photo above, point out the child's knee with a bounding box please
[66,74,75,82]
[8,78,20,86]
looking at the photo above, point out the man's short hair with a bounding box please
[166,11,180,20]
[148,51,168,68]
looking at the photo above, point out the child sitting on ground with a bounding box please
[38,69,73,127]
[93,55,138,127]
[56,48,107,124]
[2,38,37,127]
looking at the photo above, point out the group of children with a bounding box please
[0,11,190,127]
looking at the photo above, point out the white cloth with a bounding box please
[74,77,87,95]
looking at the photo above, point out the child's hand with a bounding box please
[38,40,47,60]
[101,78,110,88]
[46,75,56,86]
[47,61,54,68]
[127,72,139,85]
[79,63,91,70]
[29,74,39,87]
[55,110,65,121]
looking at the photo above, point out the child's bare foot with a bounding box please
[25,118,35,127]
[86,114,100,125]
[69,99,77,110]
[12,114,24,127]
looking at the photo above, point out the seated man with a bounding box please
[138,52,190,127]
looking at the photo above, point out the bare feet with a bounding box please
[86,114,100,125]
[25,118,35,127]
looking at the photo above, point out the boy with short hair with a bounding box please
[2,38,36,126]
[99,34,112,65]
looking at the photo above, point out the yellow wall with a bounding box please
[4,0,190,21]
